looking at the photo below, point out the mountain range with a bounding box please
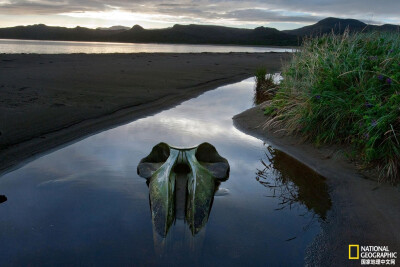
[0,17,398,46]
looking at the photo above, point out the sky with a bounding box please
[0,0,399,30]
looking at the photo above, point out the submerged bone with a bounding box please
[137,162,164,179]
[137,142,230,237]
[137,143,170,178]
[195,143,230,180]
[148,148,179,237]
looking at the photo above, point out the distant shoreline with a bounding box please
[0,38,297,54]
[0,38,298,48]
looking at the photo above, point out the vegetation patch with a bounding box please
[263,31,400,183]
[254,68,280,104]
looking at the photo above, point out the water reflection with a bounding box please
[256,145,331,220]
[0,39,294,54]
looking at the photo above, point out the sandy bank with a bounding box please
[0,52,290,174]
[233,105,400,266]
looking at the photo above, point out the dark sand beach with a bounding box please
[233,105,400,266]
[0,52,290,173]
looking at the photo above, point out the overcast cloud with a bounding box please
[0,0,399,29]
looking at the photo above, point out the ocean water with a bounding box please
[0,39,294,54]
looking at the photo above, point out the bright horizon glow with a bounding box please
[58,10,314,30]
[59,10,178,27]
[0,11,312,30]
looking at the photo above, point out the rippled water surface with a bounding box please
[0,78,330,266]
[0,39,293,54]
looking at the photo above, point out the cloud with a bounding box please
[222,9,323,23]
[0,0,399,27]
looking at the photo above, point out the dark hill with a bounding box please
[115,24,297,45]
[96,25,130,31]
[0,24,298,46]
[0,18,398,46]
[284,17,399,36]
[0,24,123,42]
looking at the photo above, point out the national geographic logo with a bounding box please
[349,245,359,259]
[349,245,397,265]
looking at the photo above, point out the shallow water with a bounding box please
[0,78,330,266]
[0,39,293,54]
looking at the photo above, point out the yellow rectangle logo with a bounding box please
[349,245,359,259]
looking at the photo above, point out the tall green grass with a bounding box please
[264,31,400,183]
[255,67,267,85]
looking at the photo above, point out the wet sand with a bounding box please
[233,105,400,266]
[0,52,290,173]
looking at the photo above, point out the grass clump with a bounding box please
[255,67,267,84]
[255,67,277,90]
[254,67,280,104]
[265,31,400,183]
